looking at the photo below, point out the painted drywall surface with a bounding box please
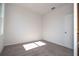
[43,4,73,49]
[4,4,42,46]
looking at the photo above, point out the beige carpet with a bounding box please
[0,40,73,56]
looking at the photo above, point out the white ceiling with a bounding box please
[10,3,68,15]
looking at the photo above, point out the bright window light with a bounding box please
[23,41,46,51]
[23,43,38,51]
[35,41,46,46]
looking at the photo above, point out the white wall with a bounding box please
[43,4,73,49]
[4,4,42,46]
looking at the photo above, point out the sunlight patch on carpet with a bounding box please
[35,41,46,46]
[23,41,46,51]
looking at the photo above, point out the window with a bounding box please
[0,3,4,35]
[0,17,2,34]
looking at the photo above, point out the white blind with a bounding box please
[0,4,2,17]
[0,3,3,35]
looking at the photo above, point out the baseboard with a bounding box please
[4,39,43,47]
[43,39,73,50]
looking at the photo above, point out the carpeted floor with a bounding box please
[0,40,73,56]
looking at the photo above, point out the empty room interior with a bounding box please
[0,3,74,56]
